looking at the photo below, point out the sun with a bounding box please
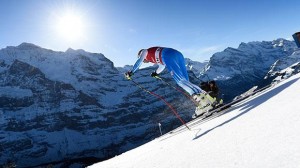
[55,11,85,42]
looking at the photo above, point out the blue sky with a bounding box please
[0,0,299,67]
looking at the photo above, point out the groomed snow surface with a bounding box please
[90,73,300,168]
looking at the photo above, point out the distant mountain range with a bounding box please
[0,39,299,167]
[198,39,300,101]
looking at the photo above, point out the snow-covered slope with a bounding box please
[90,72,300,168]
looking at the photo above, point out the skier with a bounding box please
[124,47,215,115]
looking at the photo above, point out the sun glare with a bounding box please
[55,11,85,42]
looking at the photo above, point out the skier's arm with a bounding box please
[131,50,147,73]
[155,64,165,74]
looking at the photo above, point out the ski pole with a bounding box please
[130,79,190,130]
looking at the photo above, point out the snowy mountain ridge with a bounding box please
[199,38,300,101]
[202,39,296,80]
[1,43,118,96]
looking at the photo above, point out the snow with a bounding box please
[90,73,300,168]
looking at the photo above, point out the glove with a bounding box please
[151,71,159,78]
[125,71,133,80]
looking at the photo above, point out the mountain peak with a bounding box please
[66,48,75,52]
[66,48,87,55]
[17,42,41,49]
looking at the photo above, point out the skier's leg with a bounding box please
[162,48,215,117]
[162,48,214,103]
[162,48,203,95]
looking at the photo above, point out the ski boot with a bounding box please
[192,93,216,119]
